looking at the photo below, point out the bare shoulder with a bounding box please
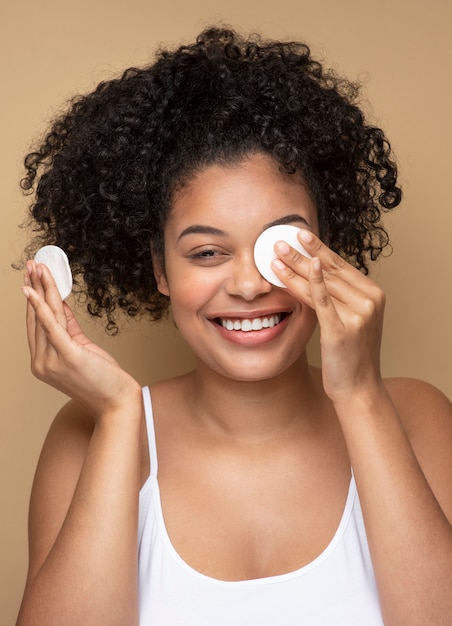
[385,377,452,516]
[384,377,452,437]
[34,399,95,482]
[26,400,95,582]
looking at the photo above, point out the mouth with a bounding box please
[213,312,290,332]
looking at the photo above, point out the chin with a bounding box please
[205,353,304,384]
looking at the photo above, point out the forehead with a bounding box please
[167,154,318,232]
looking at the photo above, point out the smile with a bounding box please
[216,313,285,332]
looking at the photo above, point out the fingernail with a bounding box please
[272,258,286,271]
[298,229,313,243]
[274,241,290,255]
[22,287,30,298]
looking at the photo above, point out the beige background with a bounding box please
[1,0,451,621]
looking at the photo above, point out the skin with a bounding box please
[17,153,452,626]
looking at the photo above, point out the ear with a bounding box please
[151,246,170,296]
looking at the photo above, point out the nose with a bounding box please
[225,252,273,301]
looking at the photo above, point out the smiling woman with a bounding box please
[153,155,318,377]
[16,26,452,626]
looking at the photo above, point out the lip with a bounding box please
[208,311,292,345]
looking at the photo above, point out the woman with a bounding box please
[17,27,452,625]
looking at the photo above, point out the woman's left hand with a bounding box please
[271,229,386,403]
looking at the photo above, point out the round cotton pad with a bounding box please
[34,245,73,300]
[254,224,311,288]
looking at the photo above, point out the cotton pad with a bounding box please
[34,245,73,300]
[253,224,311,288]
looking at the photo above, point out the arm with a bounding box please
[333,379,452,626]
[16,262,145,626]
[272,232,452,626]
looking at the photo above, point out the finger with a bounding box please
[271,238,314,304]
[274,239,311,279]
[295,230,373,291]
[26,261,53,357]
[294,233,385,314]
[272,237,342,302]
[64,303,91,346]
[24,271,37,362]
[25,262,53,360]
[27,261,46,299]
[308,257,342,330]
[274,233,380,307]
[39,264,68,329]
[28,262,70,360]
[271,241,351,310]
[22,285,73,364]
[271,256,313,307]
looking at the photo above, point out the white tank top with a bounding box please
[138,386,384,625]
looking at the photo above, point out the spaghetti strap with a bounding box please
[142,386,158,478]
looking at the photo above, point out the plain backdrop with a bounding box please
[1,0,451,622]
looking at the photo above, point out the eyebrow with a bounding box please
[263,214,310,230]
[177,214,310,241]
[177,225,226,241]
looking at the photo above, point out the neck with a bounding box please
[184,355,327,443]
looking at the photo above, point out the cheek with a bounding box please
[166,259,224,295]
[288,304,318,347]
[165,267,222,313]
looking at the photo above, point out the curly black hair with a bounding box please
[20,26,401,332]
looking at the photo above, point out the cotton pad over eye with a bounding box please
[253,224,311,288]
[34,245,73,300]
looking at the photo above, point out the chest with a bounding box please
[155,444,351,581]
[138,478,384,625]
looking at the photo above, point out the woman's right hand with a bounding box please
[23,260,141,419]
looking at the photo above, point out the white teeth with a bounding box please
[251,318,263,331]
[220,314,282,332]
[241,319,253,332]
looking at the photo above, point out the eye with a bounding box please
[192,249,217,258]
[188,247,230,264]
